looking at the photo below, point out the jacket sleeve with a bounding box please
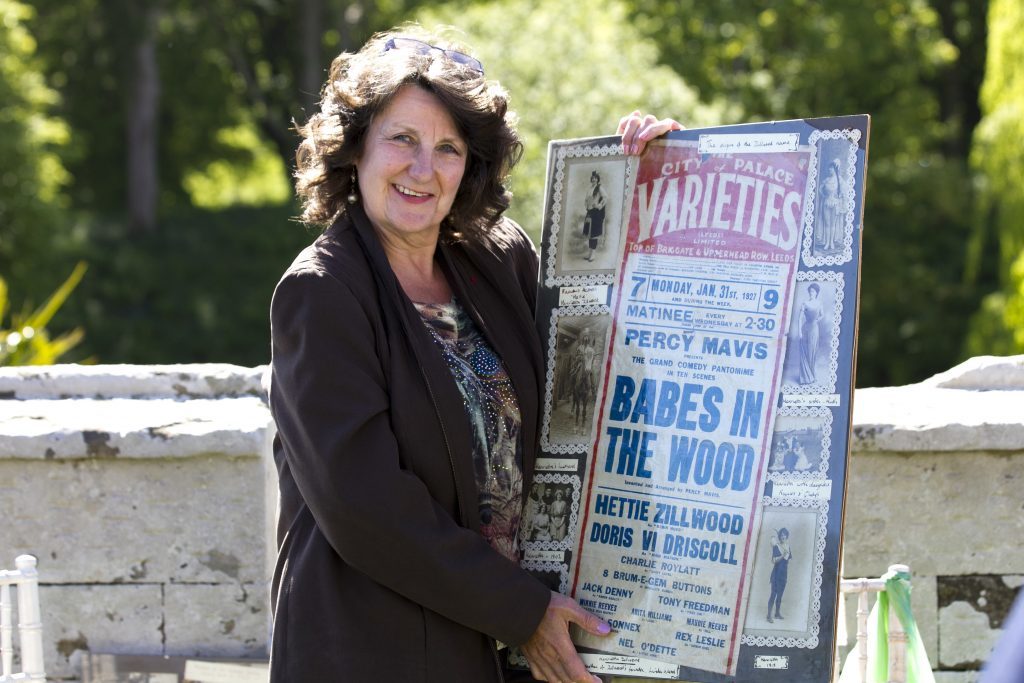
[269,267,550,646]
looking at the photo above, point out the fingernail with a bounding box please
[597,621,611,635]
[630,144,638,155]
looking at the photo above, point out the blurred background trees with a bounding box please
[0,0,1018,385]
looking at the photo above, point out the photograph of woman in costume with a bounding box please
[796,282,824,385]
[767,528,792,623]
[582,170,608,262]
[814,159,845,254]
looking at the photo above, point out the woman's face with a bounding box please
[357,85,467,245]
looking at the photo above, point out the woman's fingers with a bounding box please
[618,111,685,156]
[521,592,607,682]
[617,110,643,135]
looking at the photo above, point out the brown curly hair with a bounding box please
[294,27,523,239]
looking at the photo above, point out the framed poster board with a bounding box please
[516,115,869,682]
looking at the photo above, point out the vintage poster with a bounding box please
[516,116,869,682]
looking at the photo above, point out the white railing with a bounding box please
[0,556,45,682]
[834,563,910,683]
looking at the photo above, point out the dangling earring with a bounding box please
[347,167,358,205]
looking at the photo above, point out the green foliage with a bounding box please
[625,0,992,386]
[966,0,1024,354]
[0,262,86,366]
[10,0,1002,383]
[182,119,292,210]
[0,0,72,297]
[55,205,313,365]
[415,0,731,244]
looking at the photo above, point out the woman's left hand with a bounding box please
[618,111,684,156]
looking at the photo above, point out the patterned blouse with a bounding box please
[414,298,524,563]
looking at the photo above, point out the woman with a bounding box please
[767,528,792,623]
[582,171,608,262]
[549,489,568,542]
[268,27,680,683]
[532,503,553,542]
[817,159,843,253]
[796,283,824,385]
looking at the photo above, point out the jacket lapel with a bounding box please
[344,206,481,531]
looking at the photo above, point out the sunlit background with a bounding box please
[1,0,1021,387]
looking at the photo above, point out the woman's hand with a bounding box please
[521,591,611,682]
[618,111,685,156]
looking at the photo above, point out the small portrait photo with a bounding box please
[767,409,831,477]
[522,479,577,545]
[743,505,822,642]
[554,156,627,278]
[543,313,612,448]
[803,130,859,266]
[782,275,841,393]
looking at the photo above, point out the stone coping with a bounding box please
[922,354,1024,390]
[851,355,1024,452]
[2,357,1023,456]
[0,363,266,400]
[0,396,270,459]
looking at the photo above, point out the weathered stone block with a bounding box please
[843,452,1024,577]
[163,583,269,658]
[852,356,1024,453]
[0,397,270,460]
[0,363,265,400]
[0,456,268,584]
[39,584,163,680]
[937,575,1019,670]
[939,600,999,669]
[914,574,939,668]
[934,673,979,683]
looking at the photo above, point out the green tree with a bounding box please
[625,0,992,386]
[967,0,1024,354]
[416,0,729,244]
[0,0,71,299]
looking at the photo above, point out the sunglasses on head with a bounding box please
[383,37,485,75]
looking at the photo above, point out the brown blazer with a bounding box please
[268,205,551,682]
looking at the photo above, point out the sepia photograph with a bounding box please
[543,313,612,447]
[743,505,821,640]
[802,130,859,267]
[522,480,577,545]
[768,410,831,476]
[782,277,840,392]
[553,155,628,278]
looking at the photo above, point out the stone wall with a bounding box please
[0,365,275,681]
[1,357,1021,682]
[840,355,1024,683]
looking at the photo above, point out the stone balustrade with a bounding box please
[1,356,1021,682]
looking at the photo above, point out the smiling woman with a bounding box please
[270,25,679,683]
[355,86,468,302]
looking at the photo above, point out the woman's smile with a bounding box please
[357,85,467,245]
